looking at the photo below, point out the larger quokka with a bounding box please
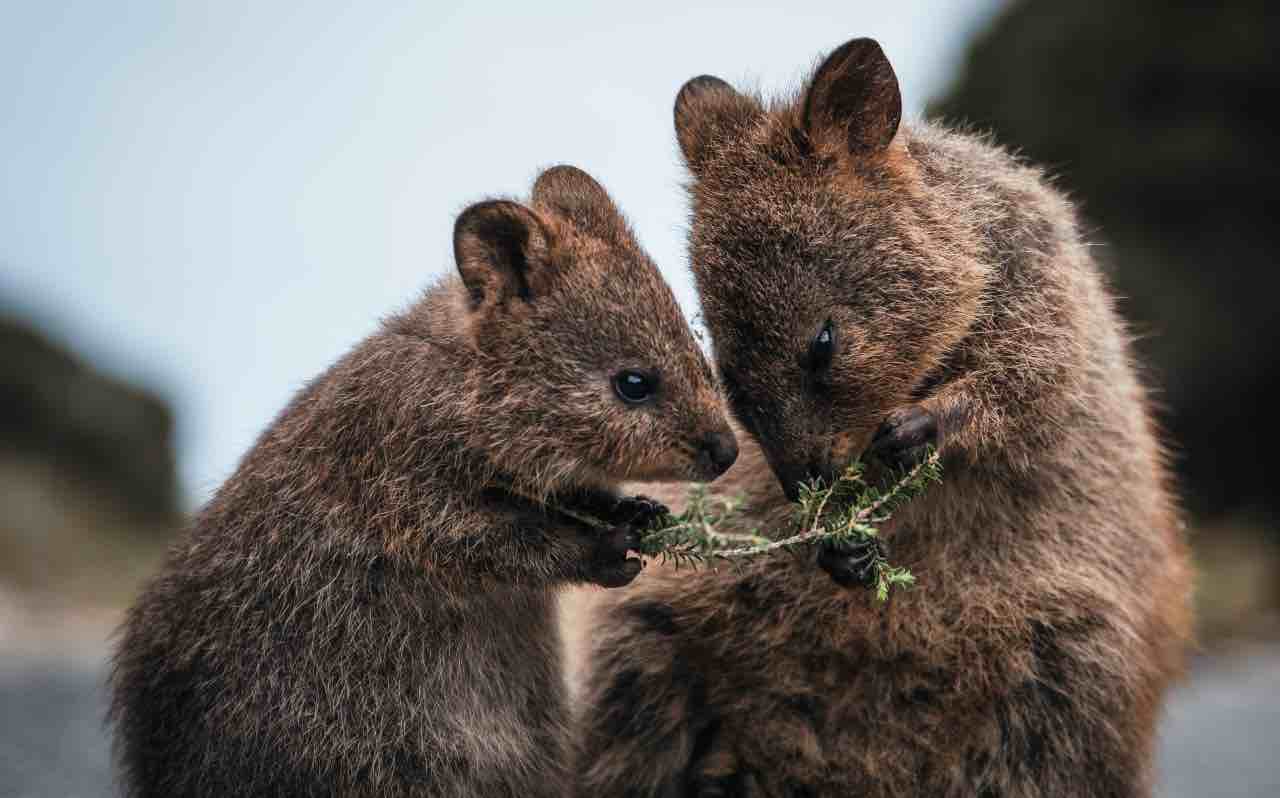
[574,39,1192,797]
[109,165,738,797]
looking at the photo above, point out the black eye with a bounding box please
[613,370,656,404]
[807,320,835,372]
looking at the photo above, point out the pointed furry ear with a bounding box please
[530,165,623,237]
[803,38,901,154]
[453,200,551,311]
[674,75,758,170]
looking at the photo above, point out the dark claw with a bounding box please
[600,525,642,559]
[590,526,644,589]
[868,405,938,470]
[818,537,886,589]
[612,494,669,528]
[592,556,643,589]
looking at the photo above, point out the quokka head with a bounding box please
[672,38,989,499]
[451,165,737,492]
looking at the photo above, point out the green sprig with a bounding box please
[639,449,942,601]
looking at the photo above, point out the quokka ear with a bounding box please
[530,165,624,238]
[674,74,760,170]
[802,37,901,155]
[453,200,552,311]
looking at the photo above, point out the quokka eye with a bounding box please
[613,370,657,404]
[807,320,836,372]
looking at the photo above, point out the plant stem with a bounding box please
[512,448,942,601]
[704,450,940,560]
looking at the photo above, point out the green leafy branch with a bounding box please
[637,449,942,601]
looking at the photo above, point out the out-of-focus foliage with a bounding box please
[931,0,1278,523]
[1,316,178,521]
[0,315,177,603]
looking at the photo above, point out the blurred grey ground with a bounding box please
[1,655,112,798]
[1158,647,1280,798]
[2,634,1278,798]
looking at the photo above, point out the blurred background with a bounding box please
[1,1,1275,796]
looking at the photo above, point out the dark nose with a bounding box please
[697,430,739,478]
[782,478,803,503]
[778,458,837,503]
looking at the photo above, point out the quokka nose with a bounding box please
[698,430,739,477]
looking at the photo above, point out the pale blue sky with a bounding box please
[1,1,1003,505]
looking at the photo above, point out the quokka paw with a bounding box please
[868,405,938,470]
[818,536,886,589]
[589,526,644,588]
[611,494,669,528]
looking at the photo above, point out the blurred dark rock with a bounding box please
[0,316,178,522]
[930,0,1279,522]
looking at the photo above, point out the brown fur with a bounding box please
[108,165,735,797]
[573,40,1192,797]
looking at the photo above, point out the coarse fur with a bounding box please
[573,39,1193,797]
[109,165,737,798]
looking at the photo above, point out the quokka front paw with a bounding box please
[610,494,669,528]
[588,526,644,588]
[868,405,938,470]
[817,536,886,589]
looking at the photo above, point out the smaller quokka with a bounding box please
[109,165,738,798]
